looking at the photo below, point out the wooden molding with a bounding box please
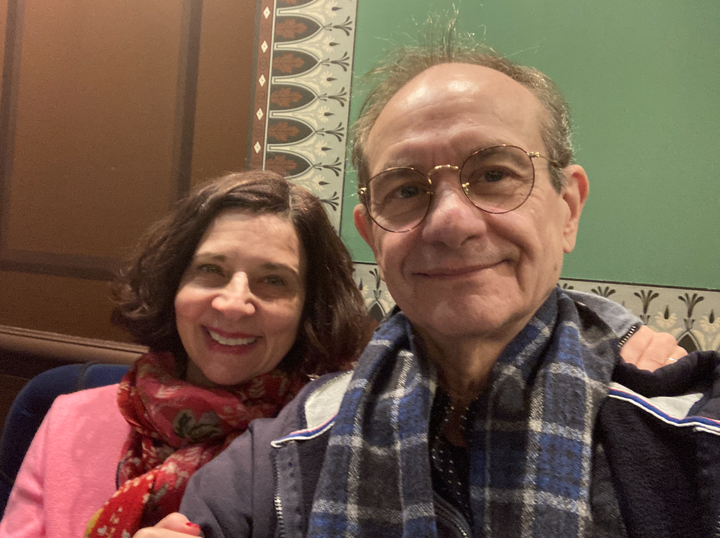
[0,324,145,366]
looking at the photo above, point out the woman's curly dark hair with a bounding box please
[111,170,371,377]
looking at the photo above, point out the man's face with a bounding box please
[354,63,588,353]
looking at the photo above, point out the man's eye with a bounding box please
[483,169,507,183]
[394,184,422,199]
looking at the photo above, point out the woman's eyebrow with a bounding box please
[260,262,301,277]
[190,256,300,277]
[191,253,227,262]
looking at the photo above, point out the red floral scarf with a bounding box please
[84,351,306,537]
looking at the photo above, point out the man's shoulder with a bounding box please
[299,371,352,430]
[216,371,352,453]
[564,289,640,338]
[181,372,353,537]
[610,350,720,425]
[253,371,352,445]
[599,351,720,534]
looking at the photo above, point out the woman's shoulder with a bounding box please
[41,384,128,448]
[0,385,127,538]
[56,382,120,401]
[48,383,122,420]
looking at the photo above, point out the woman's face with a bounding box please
[174,209,306,388]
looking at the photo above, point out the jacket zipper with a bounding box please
[616,323,640,349]
[271,452,286,538]
[618,323,641,351]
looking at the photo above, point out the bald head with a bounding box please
[351,29,573,192]
[366,63,548,176]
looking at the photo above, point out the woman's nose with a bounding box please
[421,172,487,248]
[211,273,256,318]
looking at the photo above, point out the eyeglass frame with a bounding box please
[357,144,561,233]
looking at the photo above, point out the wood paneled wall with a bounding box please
[0,0,257,341]
[0,0,258,428]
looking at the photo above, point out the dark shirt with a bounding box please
[429,389,472,525]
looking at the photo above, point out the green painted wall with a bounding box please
[340,0,720,290]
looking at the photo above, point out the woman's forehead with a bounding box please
[197,211,302,263]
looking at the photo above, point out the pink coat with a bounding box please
[0,384,130,538]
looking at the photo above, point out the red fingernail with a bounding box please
[186,522,200,529]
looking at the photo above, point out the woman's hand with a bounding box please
[620,325,687,371]
[133,513,202,537]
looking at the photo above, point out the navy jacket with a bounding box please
[180,293,720,537]
[181,354,720,537]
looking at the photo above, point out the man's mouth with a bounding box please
[416,261,504,278]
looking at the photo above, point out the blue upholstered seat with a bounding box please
[0,363,129,517]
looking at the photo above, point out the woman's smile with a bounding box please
[205,327,258,347]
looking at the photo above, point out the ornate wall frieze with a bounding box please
[249,0,358,228]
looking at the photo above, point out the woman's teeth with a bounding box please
[208,331,257,346]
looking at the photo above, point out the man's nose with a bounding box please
[421,170,487,248]
[211,273,256,319]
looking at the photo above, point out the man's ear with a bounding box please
[354,204,385,281]
[560,165,589,253]
[353,203,375,248]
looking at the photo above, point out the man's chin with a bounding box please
[414,307,518,342]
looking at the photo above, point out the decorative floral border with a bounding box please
[353,262,720,353]
[249,0,358,229]
[559,279,720,353]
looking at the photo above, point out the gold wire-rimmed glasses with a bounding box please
[357,144,560,233]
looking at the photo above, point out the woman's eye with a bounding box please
[264,275,286,286]
[197,264,223,275]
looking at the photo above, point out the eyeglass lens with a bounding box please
[365,145,535,232]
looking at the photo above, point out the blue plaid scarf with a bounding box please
[307,289,619,538]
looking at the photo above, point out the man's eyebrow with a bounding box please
[380,155,421,169]
[378,140,512,170]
